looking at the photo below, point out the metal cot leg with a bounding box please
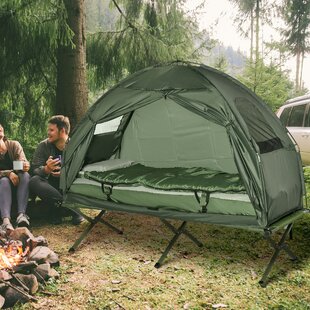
[259,223,297,287]
[155,220,203,268]
[69,209,122,253]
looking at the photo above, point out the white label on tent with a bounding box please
[94,116,122,135]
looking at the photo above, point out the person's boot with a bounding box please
[16,213,30,227]
[68,209,84,225]
[2,217,14,232]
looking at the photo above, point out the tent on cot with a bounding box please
[60,61,306,286]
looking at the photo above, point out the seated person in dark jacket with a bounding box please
[29,115,84,225]
[0,123,30,231]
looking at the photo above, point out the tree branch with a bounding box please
[111,0,136,30]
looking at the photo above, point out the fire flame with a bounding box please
[0,243,25,269]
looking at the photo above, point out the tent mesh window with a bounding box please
[234,97,283,153]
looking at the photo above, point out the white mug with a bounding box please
[13,160,24,171]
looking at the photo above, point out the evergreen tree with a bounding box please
[0,0,72,152]
[212,55,229,73]
[229,0,256,62]
[282,0,310,92]
[86,0,203,91]
[239,58,295,111]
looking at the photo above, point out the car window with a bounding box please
[304,104,310,127]
[287,104,306,127]
[279,106,291,126]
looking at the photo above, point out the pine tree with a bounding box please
[239,58,294,111]
[282,0,310,92]
[0,0,72,150]
[86,0,203,91]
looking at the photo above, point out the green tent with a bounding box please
[61,61,306,286]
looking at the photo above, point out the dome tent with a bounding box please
[61,61,306,286]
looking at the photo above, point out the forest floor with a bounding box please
[12,205,310,310]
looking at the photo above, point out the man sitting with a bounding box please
[29,115,84,225]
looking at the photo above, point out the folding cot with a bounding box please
[61,62,307,287]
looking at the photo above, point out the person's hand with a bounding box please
[51,163,61,177]
[23,161,30,172]
[51,169,61,178]
[45,156,61,175]
[9,172,19,186]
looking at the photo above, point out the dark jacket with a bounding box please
[31,139,60,178]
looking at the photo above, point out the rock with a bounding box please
[3,287,29,308]
[28,246,53,263]
[0,294,5,308]
[0,282,8,293]
[34,263,50,282]
[14,273,39,294]
[32,236,48,247]
[12,261,38,274]
[28,246,59,266]
[8,227,35,242]
[27,236,49,251]
[34,263,60,282]
[46,251,60,267]
[48,268,60,279]
[0,270,12,281]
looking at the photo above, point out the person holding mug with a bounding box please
[29,115,84,225]
[0,123,30,231]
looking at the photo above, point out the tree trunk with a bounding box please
[295,49,301,92]
[299,51,304,90]
[250,8,254,63]
[255,0,260,64]
[56,0,88,130]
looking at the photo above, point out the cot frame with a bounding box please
[65,192,305,287]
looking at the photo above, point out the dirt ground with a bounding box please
[17,209,310,310]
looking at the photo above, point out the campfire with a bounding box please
[0,241,27,269]
[0,226,59,309]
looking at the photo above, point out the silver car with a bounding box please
[276,94,310,165]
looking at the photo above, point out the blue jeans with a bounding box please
[0,172,30,219]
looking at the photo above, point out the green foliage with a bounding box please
[1,0,205,152]
[87,0,203,91]
[238,58,294,111]
[282,0,310,56]
[212,55,229,73]
[0,0,73,154]
[303,166,310,205]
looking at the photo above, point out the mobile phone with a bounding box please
[53,155,62,161]
[52,155,62,167]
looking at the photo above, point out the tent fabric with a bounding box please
[120,98,236,172]
[61,61,305,228]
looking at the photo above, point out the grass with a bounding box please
[13,207,310,310]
